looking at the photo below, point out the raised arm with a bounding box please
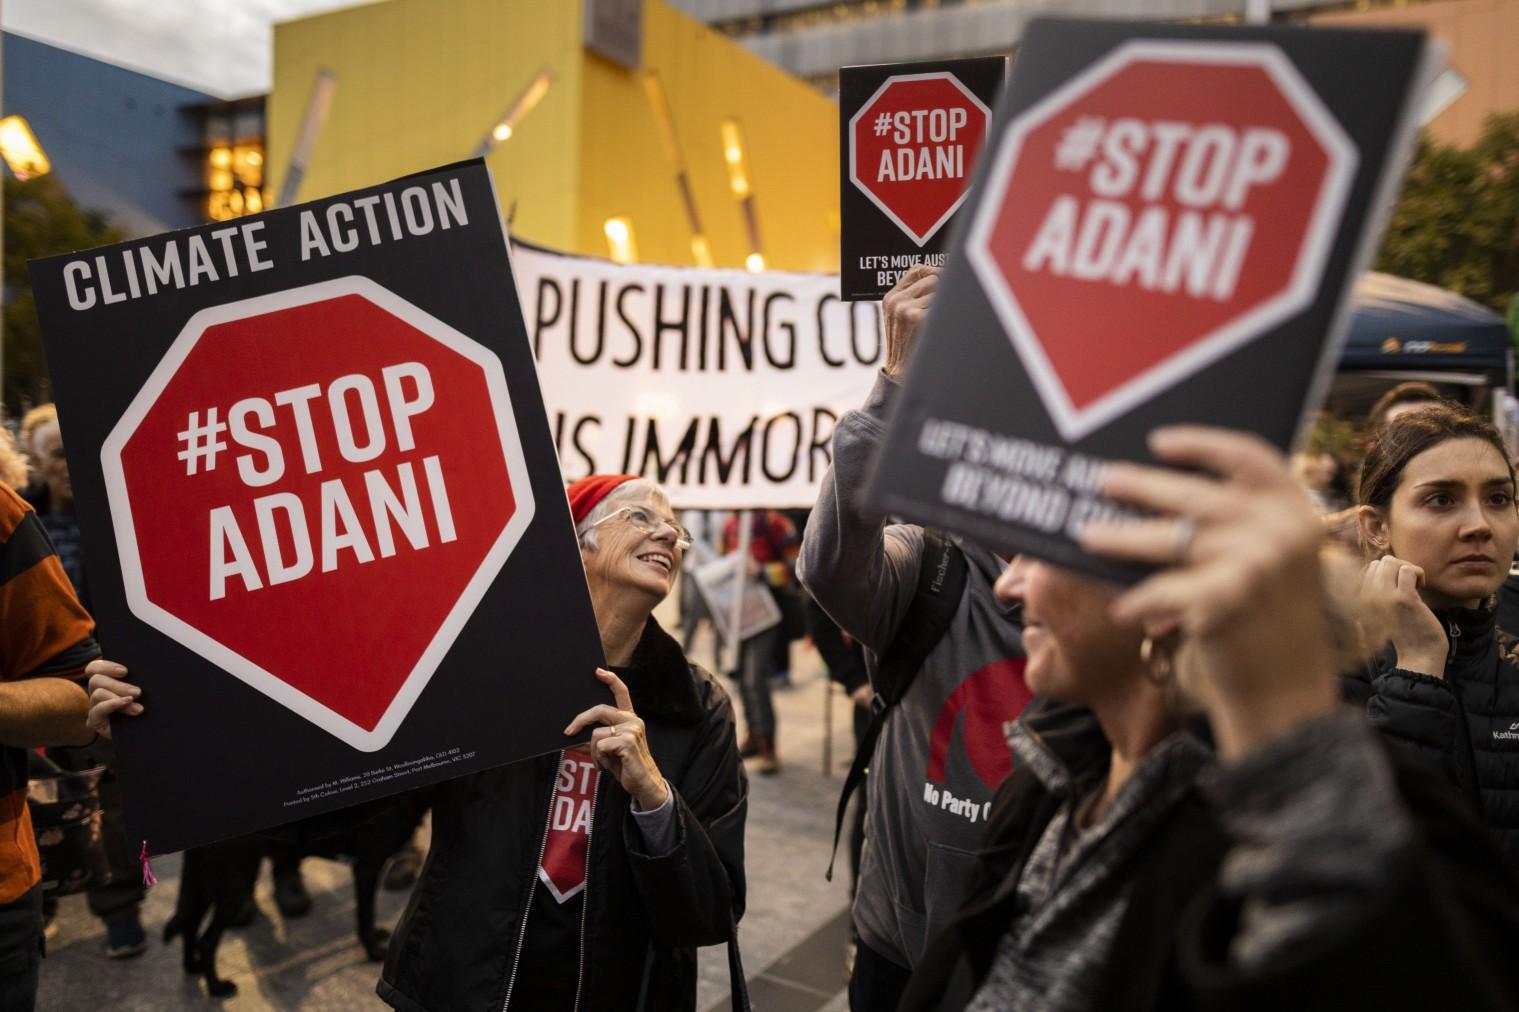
[799,267,940,655]
[1084,427,1519,1007]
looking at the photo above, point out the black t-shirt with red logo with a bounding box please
[511,750,602,1008]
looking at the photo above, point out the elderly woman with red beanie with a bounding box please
[88,474,749,1012]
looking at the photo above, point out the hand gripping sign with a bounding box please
[863,20,1432,584]
[102,278,533,751]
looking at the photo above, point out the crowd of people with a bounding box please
[3,263,1519,1012]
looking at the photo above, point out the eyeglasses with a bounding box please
[588,506,693,550]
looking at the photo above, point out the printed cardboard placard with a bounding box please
[840,56,1005,301]
[865,19,1433,583]
[691,554,782,645]
[29,160,609,854]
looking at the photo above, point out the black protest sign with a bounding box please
[29,161,609,854]
[865,19,1431,583]
[840,56,1005,301]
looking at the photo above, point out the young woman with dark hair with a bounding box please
[1348,403,1519,874]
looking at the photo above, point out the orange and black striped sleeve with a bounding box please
[0,483,100,904]
[0,484,98,682]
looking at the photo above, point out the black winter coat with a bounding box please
[1494,570,1519,638]
[901,703,1519,1012]
[1343,604,1519,872]
[377,619,748,1012]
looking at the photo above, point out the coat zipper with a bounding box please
[1441,618,1484,800]
[502,756,560,1012]
[571,773,603,1012]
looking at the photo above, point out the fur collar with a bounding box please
[613,617,705,726]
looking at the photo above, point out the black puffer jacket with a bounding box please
[1343,604,1519,872]
[377,619,748,1012]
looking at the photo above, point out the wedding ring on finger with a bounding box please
[1173,517,1198,561]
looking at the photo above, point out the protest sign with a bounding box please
[865,19,1433,583]
[691,555,782,645]
[840,56,1005,301]
[513,242,884,508]
[29,161,608,854]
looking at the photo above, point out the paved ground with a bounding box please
[37,625,862,1011]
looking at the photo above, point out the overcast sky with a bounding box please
[3,0,374,97]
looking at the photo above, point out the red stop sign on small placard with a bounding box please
[967,41,1356,440]
[101,278,534,751]
[849,73,993,246]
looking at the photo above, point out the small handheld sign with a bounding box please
[840,56,1005,301]
[29,161,609,854]
[864,19,1433,583]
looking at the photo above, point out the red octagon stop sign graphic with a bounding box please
[967,42,1356,440]
[850,73,993,246]
[101,278,535,751]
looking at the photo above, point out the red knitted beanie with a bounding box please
[566,474,641,526]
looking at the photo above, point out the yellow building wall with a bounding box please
[1312,0,1519,148]
[575,1,840,272]
[267,0,586,251]
[267,0,840,272]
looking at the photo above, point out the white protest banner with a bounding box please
[512,241,884,508]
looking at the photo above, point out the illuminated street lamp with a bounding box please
[720,119,749,198]
[721,118,764,272]
[0,112,52,403]
[0,116,50,180]
[604,216,638,264]
[474,66,555,158]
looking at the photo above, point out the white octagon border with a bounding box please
[966,41,1358,441]
[849,71,994,247]
[100,276,537,752]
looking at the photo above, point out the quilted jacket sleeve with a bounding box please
[1348,653,1481,804]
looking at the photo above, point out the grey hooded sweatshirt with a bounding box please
[799,371,1028,969]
